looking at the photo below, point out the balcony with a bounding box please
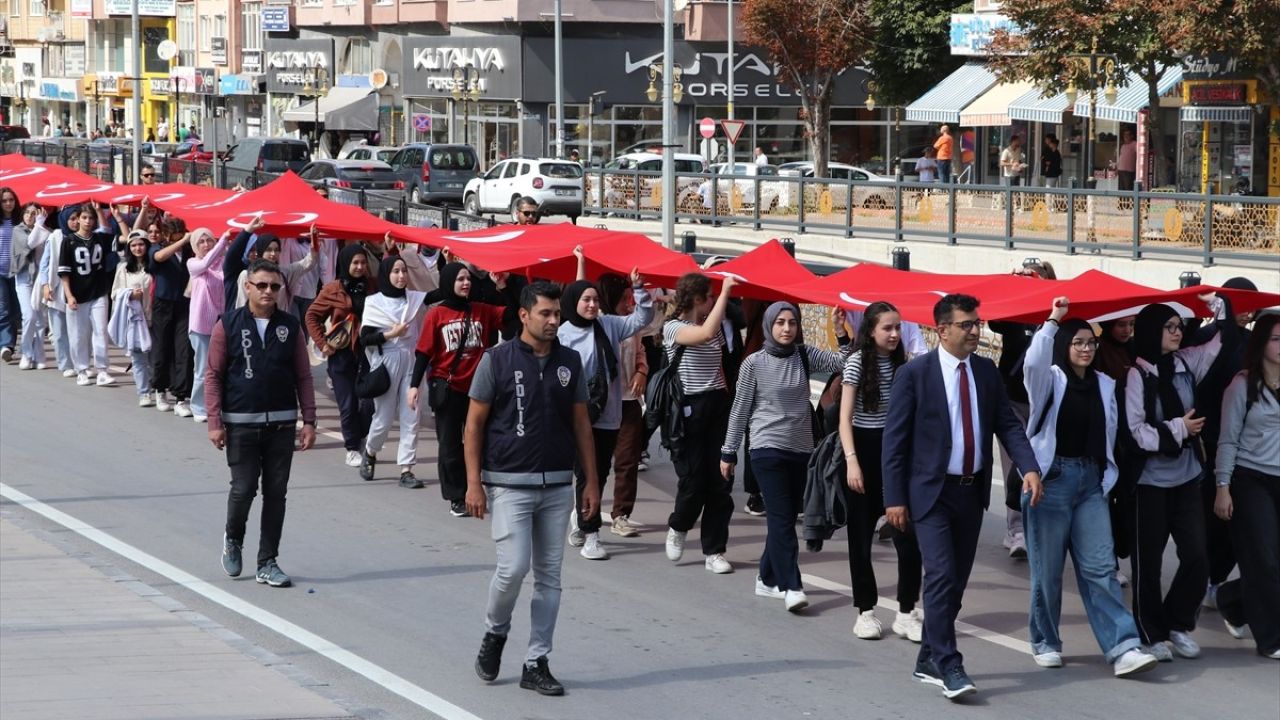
[396,0,447,26]
[297,0,370,27]
[446,0,655,24]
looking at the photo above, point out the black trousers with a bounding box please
[752,448,807,591]
[1130,479,1208,643]
[1218,468,1280,655]
[668,389,734,555]
[1201,444,1237,585]
[433,386,470,502]
[846,426,923,613]
[327,350,372,452]
[150,297,192,400]
[575,427,618,534]
[224,423,295,567]
[914,478,985,674]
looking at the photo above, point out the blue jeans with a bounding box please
[189,331,211,417]
[129,349,152,395]
[0,275,19,350]
[47,306,72,371]
[1023,457,1142,663]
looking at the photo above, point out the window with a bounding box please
[301,0,322,7]
[198,15,211,52]
[239,2,262,55]
[177,3,196,66]
[213,14,227,48]
[344,37,372,75]
[29,0,45,16]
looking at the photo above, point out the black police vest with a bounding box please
[482,339,582,485]
[220,306,302,425]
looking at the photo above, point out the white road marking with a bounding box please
[0,483,485,720]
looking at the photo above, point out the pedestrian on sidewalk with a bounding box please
[467,280,599,696]
[881,293,1042,701]
[933,125,954,183]
[838,301,923,641]
[603,273,652,540]
[149,215,194,415]
[37,209,73,375]
[59,202,118,388]
[186,228,231,423]
[0,187,24,363]
[109,231,154,406]
[1021,297,1158,678]
[10,200,50,369]
[207,259,317,589]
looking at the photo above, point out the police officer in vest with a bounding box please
[465,281,601,696]
[206,259,318,588]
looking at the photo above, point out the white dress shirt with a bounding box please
[937,346,983,476]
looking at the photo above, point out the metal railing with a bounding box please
[582,167,1280,267]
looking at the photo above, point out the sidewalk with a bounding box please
[0,517,356,720]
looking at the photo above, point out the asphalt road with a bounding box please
[2,354,1276,720]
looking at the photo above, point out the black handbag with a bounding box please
[428,309,471,413]
[644,345,686,451]
[355,346,392,399]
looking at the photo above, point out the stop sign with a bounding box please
[699,117,716,139]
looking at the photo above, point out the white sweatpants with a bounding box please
[364,347,422,468]
[67,295,109,373]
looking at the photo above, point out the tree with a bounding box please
[1161,0,1280,119]
[741,0,872,177]
[864,0,966,108]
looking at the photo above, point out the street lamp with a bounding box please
[645,64,683,104]
[1064,37,1119,189]
[301,67,329,156]
[451,64,481,148]
[864,80,878,111]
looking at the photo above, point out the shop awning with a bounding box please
[958,80,1039,126]
[1072,66,1182,124]
[281,87,378,132]
[1179,106,1254,123]
[905,63,998,124]
[1008,86,1073,124]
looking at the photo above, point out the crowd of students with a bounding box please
[1,184,1276,700]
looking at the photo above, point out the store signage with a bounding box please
[242,49,263,75]
[95,72,132,95]
[212,38,227,66]
[402,36,522,99]
[150,78,172,96]
[105,0,176,16]
[1188,83,1247,105]
[949,13,1020,56]
[69,0,91,18]
[262,7,290,33]
[1181,53,1249,81]
[219,74,257,96]
[265,39,333,94]
[195,67,218,95]
[39,80,80,102]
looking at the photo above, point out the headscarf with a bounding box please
[336,243,369,316]
[1134,303,1185,421]
[561,279,617,378]
[438,261,470,311]
[1222,276,1257,292]
[762,301,803,357]
[243,232,277,263]
[378,255,406,299]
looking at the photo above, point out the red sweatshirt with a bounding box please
[416,302,505,392]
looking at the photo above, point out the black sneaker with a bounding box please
[450,500,469,517]
[221,533,242,577]
[475,631,507,682]
[359,452,376,481]
[941,666,977,700]
[520,656,565,696]
[912,657,943,687]
[745,494,766,516]
[399,471,424,489]
[255,559,292,588]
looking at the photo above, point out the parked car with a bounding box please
[588,152,706,212]
[387,143,479,205]
[222,137,311,187]
[0,125,31,144]
[299,159,405,191]
[777,161,896,210]
[463,157,583,222]
[344,146,401,164]
[164,140,214,175]
[694,162,786,213]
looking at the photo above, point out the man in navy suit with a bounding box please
[882,294,1042,700]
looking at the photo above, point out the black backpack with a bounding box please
[644,345,687,452]
[797,346,830,445]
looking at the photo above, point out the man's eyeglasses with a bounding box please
[1163,321,1185,334]
[141,172,155,178]
[1070,338,1100,350]
[520,210,539,218]
[250,282,283,292]
[943,319,984,333]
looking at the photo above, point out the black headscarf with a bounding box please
[378,255,406,299]
[561,280,617,378]
[1051,318,1107,464]
[336,244,369,316]
[438,262,470,311]
[762,301,804,357]
[1134,303,1185,421]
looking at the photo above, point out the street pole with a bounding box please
[661,0,675,249]
[554,0,564,159]
[131,0,141,182]
[726,0,734,170]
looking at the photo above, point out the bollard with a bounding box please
[891,245,910,271]
[682,230,697,254]
[779,237,796,257]
[1178,271,1201,289]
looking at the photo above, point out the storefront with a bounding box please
[264,38,335,140]
[84,72,133,132]
[139,17,175,141]
[220,72,266,140]
[34,79,86,134]
[1177,55,1273,196]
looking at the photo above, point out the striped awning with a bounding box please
[1008,86,1073,124]
[905,63,999,124]
[958,80,1039,126]
[1179,106,1254,123]
[1072,66,1183,124]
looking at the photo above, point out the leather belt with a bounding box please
[945,474,976,486]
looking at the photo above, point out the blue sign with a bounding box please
[219,74,256,96]
[40,82,78,101]
[949,13,1020,57]
[262,7,289,33]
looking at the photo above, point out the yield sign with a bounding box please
[720,119,747,145]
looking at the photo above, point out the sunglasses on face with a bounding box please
[250,282,283,292]
[520,210,538,217]
[141,173,155,178]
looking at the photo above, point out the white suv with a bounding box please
[463,158,584,222]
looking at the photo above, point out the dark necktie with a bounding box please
[959,361,975,476]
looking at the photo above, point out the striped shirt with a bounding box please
[842,350,898,429]
[664,319,726,395]
[722,346,849,459]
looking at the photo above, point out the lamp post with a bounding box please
[301,67,329,156]
[450,64,481,148]
[657,0,680,249]
[1062,37,1118,189]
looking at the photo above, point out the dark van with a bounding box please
[387,143,479,205]
[223,138,311,187]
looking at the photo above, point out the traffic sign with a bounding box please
[699,117,716,139]
[721,119,747,145]
[412,114,432,132]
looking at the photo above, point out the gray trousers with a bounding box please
[364,347,421,468]
[484,484,574,662]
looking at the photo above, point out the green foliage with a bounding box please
[864,0,968,107]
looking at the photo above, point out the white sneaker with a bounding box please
[156,393,173,412]
[138,392,154,408]
[1004,531,1027,559]
[18,357,32,370]
[1168,630,1200,659]
[1113,648,1158,677]
[1202,583,1218,610]
[193,414,208,424]
[1033,651,1064,668]
[568,527,585,547]
[853,610,882,640]
[173,400,193,418]
[0,347,11,362]
[1147,642,1174,662]
[1224,618,1247,640]
[345,450,362,467]
[755,576,785,599]
[36,362,48,370]
[610,514,640,538]
[893,608,924,643]
[95,371,115,386]
[704,554,733,574]
[1267,648,1280,660]
[62,369,78,378]
[75,371,92,386]
[784,589,809,612]
[580,533,609,560]
[665,528,686,562]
